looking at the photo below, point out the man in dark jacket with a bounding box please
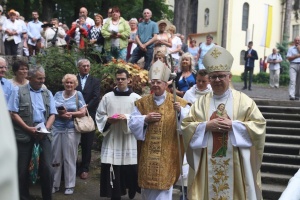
[243,41,258,91]
[76,59,100,179]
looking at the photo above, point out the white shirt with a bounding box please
[2,19,22,44]
[168,36,182,60]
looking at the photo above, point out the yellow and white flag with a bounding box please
[260,4,273,48]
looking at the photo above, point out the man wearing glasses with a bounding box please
[0,57,14,103]
[182,46,266,200]
[96,68,141,200]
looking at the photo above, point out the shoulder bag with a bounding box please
[74,92,95,133]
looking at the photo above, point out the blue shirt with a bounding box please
[8,84,57,123]
[137,20,158,48]
[27,20,43,45]
[287,46,300,63]
[53,91,86,129]
[178,74,196,92]
[80,74,89,89]
[1,77,14,104]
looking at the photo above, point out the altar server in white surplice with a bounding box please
[96,68,141,200]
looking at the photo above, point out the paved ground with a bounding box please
[29,81,293,200]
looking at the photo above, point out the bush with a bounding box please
[240,72,289,86]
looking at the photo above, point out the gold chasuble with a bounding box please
[135,92,188,190]
[182,89,266,200]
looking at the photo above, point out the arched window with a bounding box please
[242,3,249,31]
[204,8,209,26]
[240,50,246,65]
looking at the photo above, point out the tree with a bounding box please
[221,0,229,48]
[283,0,293,41]
[173,0,189,38]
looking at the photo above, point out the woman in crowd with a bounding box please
[101,6,130,61]
[88,14,104,52]
[0,6,7,55]
[126,18,138,61]
[67,16,89,49]
[188,39,199,66]
[154,20,171,56]
[173,52,196,97]
[196,34,215,70]
[52,74,86,195]
[9,60,29,86]
[2,9,22,55]
[168,25,182,71]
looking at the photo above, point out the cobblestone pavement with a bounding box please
[29,81,292,200]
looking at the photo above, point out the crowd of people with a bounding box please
[0,4,299,200]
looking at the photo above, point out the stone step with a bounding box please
[266,126,300,136]
[261,162,300,175]
[255,99,300,107]
[258,105,300,114]
[261,172,291,185]
[263,152,300,166]
[266,119,300,128]
[262,183,286,200]
[265,134,300,144]
[264,142,300,155]
[263,112,300,121]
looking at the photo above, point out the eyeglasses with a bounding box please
[116,78,127,81]
[209,74,228,81]
[150,80,164,85]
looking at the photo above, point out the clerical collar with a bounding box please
[153,91,166,101]
[113,87,132,96]
[213,89,230,100]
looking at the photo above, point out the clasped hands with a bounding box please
[107,114,127,124]
[145,102,181,123]
[206,117,232,132]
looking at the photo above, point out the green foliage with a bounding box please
[276,35,290,75]
[240,72,289,86]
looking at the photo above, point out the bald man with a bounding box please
[77,7,95,27]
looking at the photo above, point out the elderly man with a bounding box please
[287,36,300,100]
[0,57,14,103]
[96,68,141,200]
[78,7,95,27]
[129,60,190,199]
[182,46,266,200]
[8,66,57,200]
[129,9,158,70]
[267,48,282,88]
[75,59,100,180]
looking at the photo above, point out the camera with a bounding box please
[41,23,54,28]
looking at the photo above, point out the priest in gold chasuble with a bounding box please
[129,60,191,199]
[181,46,266,200]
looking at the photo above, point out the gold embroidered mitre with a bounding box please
[203,45,234,73]
[148,60,171,82]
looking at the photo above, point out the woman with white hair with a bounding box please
[126,18,138,61]
[52,74,86,195]
[173,52,196,97]
[168,24,182,71]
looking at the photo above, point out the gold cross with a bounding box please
[153,67,160,75]
[211,48,222,59]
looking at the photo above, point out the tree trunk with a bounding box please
[41,0,53,22]
[173,0,189,38]
[283,0,293,41]
[187,0,198,36]
[221,0,229,48]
